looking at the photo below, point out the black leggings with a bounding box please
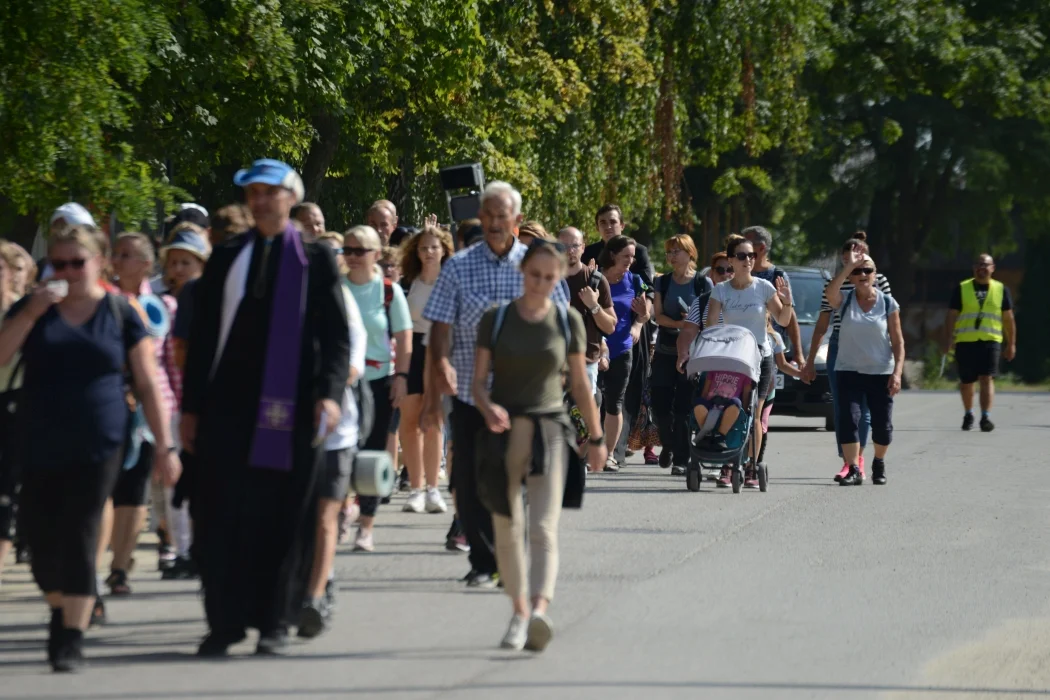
[835,371,894,446]
[600,349,632,416]
[650,353,694,466]
[357,376,395,517]
[451,398,497,575]
[20,452,122,596]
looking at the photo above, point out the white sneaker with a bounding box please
[425,488,448,514]
[402,489,425,513]
[525,612,554,652]
[500,615,528,650]
[353,528,374,552]
[438,467,448,482]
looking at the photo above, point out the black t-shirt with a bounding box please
[949,281,1013,312]
[9,293,147,469]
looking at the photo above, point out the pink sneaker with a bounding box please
[858,455,866,482]
[644,447,659,465]
[717,467,732,488]
[745,468,759,489]
[834,463,850,483]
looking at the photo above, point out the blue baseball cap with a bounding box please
[233,159,305,203]
[161,227,211,262]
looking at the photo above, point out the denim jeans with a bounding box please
[827,338,870,456]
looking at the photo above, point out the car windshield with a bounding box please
[789,273,825,324]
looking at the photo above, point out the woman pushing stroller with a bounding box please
[686,235,793,487]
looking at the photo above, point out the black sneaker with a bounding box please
[197,630,246,658]
[980,416,995,432]
[398,467,410,492]
[670,465,686,476]
[50,628,84,673]
[872,458,886,485]
[839,465,862,486]
[296,600,327,639]
[162,556,198,580]
[658,449,673,469]
[962,413,974,431]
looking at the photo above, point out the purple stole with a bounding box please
[249,222,308,471]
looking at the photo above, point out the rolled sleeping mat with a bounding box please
[138,293,172,338]
[352,450,394,498]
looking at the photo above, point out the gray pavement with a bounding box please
[2,392,1050,699]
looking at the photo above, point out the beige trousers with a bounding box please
[492,416,566,602]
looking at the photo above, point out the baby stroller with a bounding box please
[684,325,764,494]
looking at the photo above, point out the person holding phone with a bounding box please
[0,226,180,671]
[597,235,651,471]
[558,227,616,396]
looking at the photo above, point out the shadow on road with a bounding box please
[6,678,1050,699]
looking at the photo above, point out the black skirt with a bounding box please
[407,332,427,396]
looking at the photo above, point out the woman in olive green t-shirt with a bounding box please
[472,240,606,654]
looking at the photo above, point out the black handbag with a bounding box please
[562,439,585,509]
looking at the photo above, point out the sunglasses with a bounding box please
[734,252,757,261]
[851,267,875,276]
[342,246,376,257]
[713,265,733,275]
[50,258,87,272]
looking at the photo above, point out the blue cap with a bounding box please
[161,228,211,261]
[233,159,305,202]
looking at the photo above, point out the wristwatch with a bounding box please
[588,434,605,446]
[589,304,601,315]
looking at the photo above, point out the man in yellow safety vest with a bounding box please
[942,253,1016,432]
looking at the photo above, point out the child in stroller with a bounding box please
[692,371,753,452]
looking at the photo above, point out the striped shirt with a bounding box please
[820,273,893,335]
[422,239,570,405]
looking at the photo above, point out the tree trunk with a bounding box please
[300,112,342,204]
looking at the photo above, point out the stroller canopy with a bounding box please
[686,324,763,382]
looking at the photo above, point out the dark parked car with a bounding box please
[769,265,835,430]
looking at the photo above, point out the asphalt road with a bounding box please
[2,392,1049,700]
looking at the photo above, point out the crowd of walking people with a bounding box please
[0,158,1016,670]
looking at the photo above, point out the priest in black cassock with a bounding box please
[180,159,349,657]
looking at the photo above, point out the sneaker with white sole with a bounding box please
[425,488,448,513]
[525,612,554,652]
[353,528,374,552]
[500,615,528,650]
[403,489,425,513]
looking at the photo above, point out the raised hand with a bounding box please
[775,276,793,306]
[424,213,438,229]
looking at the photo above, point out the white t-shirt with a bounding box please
[406,278,435,342]
[326,286,368,452]
[769,330,785,356]
[712,278,777,356]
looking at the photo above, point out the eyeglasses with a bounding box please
[974,263,992,269]
[734,252,757,261]
[562,242,583,250]
[850,268,874,276]
[342,247,375,257]
[50,258,86,271]
[380,263,397,271]
[666,248,686,256]
[713,266,732,275]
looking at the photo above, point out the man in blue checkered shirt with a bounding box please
[422,181,569,589]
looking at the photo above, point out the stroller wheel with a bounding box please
[686,468,701,492]
[758,464,768,492]
[731,467,742,494]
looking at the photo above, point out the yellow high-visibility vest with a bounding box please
[954,278,1004,343]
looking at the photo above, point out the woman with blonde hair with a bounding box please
[2,242,35,299]
[106,232,180,593]
[397,225,454,514]
[343,225,413,551]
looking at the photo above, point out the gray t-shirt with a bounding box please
[712,278,777,356]
[834,289,900,375]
